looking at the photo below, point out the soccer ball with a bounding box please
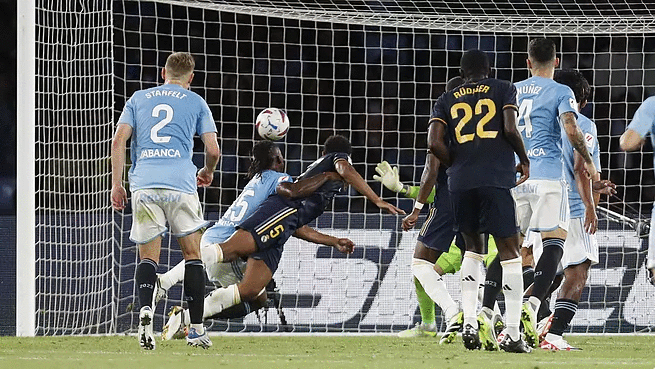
[255,108,290,141]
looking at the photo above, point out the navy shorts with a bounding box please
[238,196,300,274]
[417,184,457,252]
[450,187,518,239]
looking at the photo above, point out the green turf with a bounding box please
[0,335,653,369]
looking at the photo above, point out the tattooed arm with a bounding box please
[561,111,597,177]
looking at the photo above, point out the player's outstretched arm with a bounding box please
[334,159,405,215]
[502,108,530,185]
[561,112,597,177]
[402,152,439,231]
[110,123,132,211]
[573,151,598,234]
[619,129,645,151]
[276,172,342,199]
[197,132,220,187]
[373,161,436,203]
[293,225,354,254]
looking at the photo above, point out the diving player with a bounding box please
[429,49,531,353]
[512,38,597,348]
[184,135,404,320]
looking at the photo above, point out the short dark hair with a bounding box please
[460,49,490,78]
[323,135,352,155]
[247,140,278,179]
[446,76,465,91]
[528,38,556,64]
[554,69,590,104]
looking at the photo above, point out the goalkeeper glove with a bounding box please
[373,161,405,193]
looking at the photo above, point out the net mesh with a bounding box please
[33,0,655,335]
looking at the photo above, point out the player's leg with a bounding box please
[403,244,445,338]
[436,241,466,344]
[129,189,170,350]
[482,187,530,353]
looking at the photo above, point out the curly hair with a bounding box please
[323,135,352,155]
[247,140,277,179]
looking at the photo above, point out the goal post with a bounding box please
[16,0,36,337]
[22,0,655,336]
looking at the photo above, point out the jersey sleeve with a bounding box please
[581,119,602,173]
[557,86,578,119]
[332,152,352,166]
[627,96,655,138]
[429,94,448,126]
[117,95,136,127]
[502,81,519,112]
[196,98,217,135]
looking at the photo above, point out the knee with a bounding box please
[238,284,266,302]
[411,258,437,280]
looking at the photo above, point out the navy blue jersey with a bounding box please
[431,78,519,192]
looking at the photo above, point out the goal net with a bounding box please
[29,0,655,335]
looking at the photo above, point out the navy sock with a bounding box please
[136,258,157,309]
[482,255,502,310]
[184,259,206,324]
[522,265,535,291]
[549,298,578,336]
[531,240,564,302]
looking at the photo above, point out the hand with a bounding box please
[516,162,530,186]
[111,185,128,211]
[402,209,420,231]
[592,179,617,196]
[584,206,598,234]
[197,167,214,187]
[376,200,406,215]
[333,238,355,254]
[373,161,404,193]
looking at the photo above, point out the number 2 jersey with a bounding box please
[203,170,292,242]
[118,83,217,193]
[431,78,519,192]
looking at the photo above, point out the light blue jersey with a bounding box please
[626,96,655,168]
[515,76,578,180]
[563,114,601,219]
[118,83,216,193]
[202,170,292,242]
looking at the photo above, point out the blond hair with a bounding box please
[165,52,195,80]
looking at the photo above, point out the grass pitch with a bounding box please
[0,335,653,369]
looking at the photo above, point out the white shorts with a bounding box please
[512,179,569,234]
[561,217,599,269]
[200,234,246,287]
[129,189,210,244]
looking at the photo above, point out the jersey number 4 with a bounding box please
[451,99,498,144]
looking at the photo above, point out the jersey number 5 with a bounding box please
[151,104,173,143]
[451,99,498,144]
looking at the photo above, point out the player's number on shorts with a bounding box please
[226,189,255,222]
[517,99,533,138]
[151,104,173,143]
[451,99,498,144]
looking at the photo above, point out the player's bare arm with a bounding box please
[334,159,405,215]
[573,150,598,234]
[427,120,451,167]
[110,123,133,211]
[197,131,220,187]
[276,172,342,199]
[561,111,597,177]
[293,225,354,254]
[502,108,530,185]
[402,152,439,231]
[619,129,646,151]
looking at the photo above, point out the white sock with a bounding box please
[528,295,541,315]
[480,306,494,320]
[190,323,204,334]
[201,243,224,267]
[159,260,185,290]
[203,284,241,319]
[461,252,484,327]
[411,258,459,320]
[501,257,523,341]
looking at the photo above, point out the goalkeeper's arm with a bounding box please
[373,160,436,204]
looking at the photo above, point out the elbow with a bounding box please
[276,183,296,199]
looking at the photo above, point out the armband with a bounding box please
[414,201,424,211]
